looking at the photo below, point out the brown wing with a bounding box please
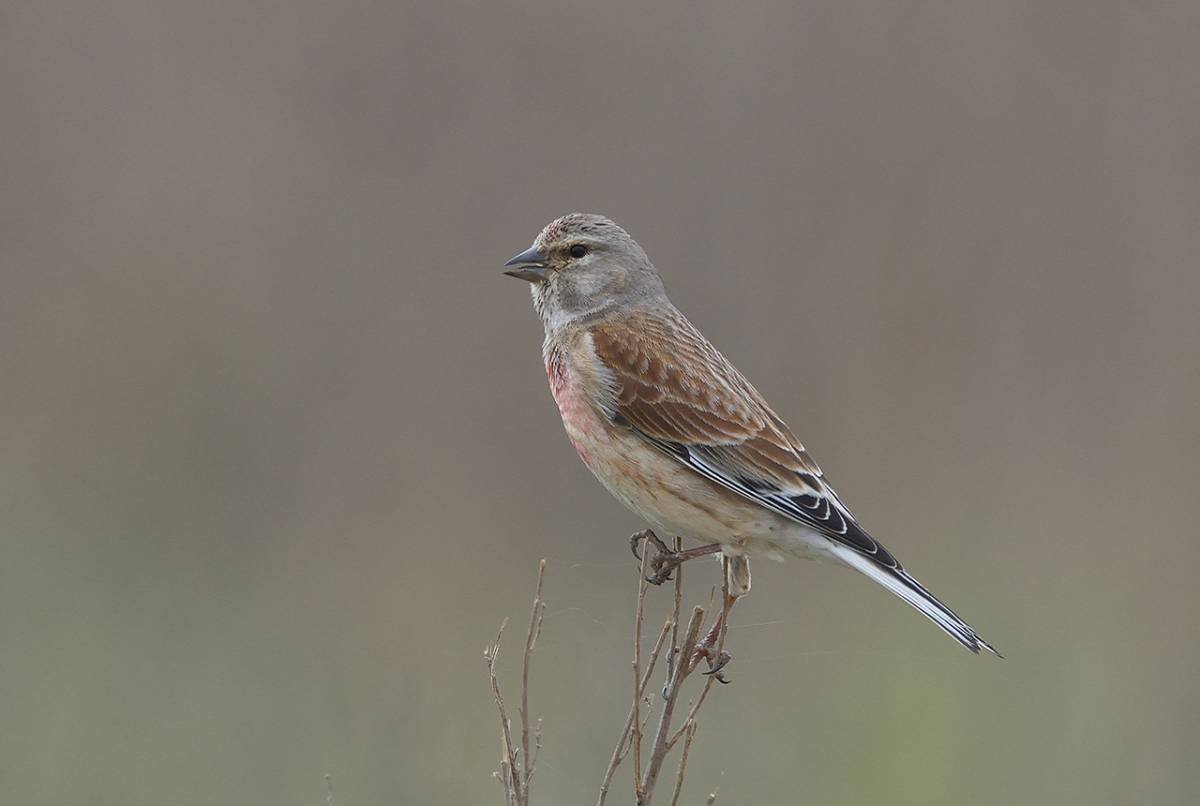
[588,308,898,566]
[588,308,1002,655]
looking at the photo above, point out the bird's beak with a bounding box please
[503,246,549,283]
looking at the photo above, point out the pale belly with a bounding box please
[547,354,832,562]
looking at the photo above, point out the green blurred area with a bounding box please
[2,1,1198,803]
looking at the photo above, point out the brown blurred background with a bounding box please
[2,1,1198,804]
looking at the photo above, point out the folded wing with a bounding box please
[588,309,895,566]
[587,308,998,655]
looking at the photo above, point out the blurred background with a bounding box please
[3,1,1198,804]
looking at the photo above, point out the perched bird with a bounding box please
[504,213,998,655]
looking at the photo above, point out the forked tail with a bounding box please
[830,544,1001,656]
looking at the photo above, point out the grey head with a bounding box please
[503,213,667,330]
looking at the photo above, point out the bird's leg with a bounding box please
[633,537,722,586]
[689,555,748,683]
[629,529,671,563]
[688,589,737,682]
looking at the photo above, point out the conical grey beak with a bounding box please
[503,246,549,283]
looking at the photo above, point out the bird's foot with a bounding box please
[646,549,685,586]
[629,530,684,585]
[701,651,733,684]
[629,529,671,564]
[687,591,738,683]
[630,533,723,586]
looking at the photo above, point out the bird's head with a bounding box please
[504,213,665,329]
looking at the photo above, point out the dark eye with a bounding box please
[569,244,588,259]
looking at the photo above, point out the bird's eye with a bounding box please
[569,244,588,259]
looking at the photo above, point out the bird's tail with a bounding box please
[829,544,1001,656]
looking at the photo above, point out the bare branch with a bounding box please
[488,549,733,806]
[497,759,515,806]
[485,618,522,804]
[485,561,549,806]
[527,718,543,788]
[597,619,671,806]
[632,543,651,802]
[639,605,705,803]
[668,721,698,806]
[669,560,733,749]
[669,536,683,681]
[520,559,547,794]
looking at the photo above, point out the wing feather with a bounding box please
[589,310,899,567]
[585,309,999,655]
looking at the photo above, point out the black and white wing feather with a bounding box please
[589,310,999,655]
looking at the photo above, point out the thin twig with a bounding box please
[497,759,515,806]
[527,718,543,788]
[632,544,651,801]
[324,773,335,806]
[669,536,683,681]
[669,559,733,749]
[639,605,705,804]
[487,548,731,806]
[668,721,698,806]
[597,619,671,806]
[520,560,547,794]
[485,619,522,803]
[485,561,549,806]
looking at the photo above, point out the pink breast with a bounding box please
[546,349,603,463]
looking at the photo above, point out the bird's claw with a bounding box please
[700,650,732,684]
[630,530,679,584]
[629,529,668,561]
[645,550,683,585]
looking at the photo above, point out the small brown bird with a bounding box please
[505,213,998,655]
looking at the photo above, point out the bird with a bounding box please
[504,213,998,655]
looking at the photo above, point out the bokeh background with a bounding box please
[3,2,1198,804]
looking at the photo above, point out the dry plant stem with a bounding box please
[670,561,734,749]
[669,536,683,680]
[520,560,547,794]
[638,605,705,805]
[668,721,698,806]
[528,717,543,789]
[631,545,651,800]
[485,618,521,805]
[601,543,732,806]
[484,561,548,806]
[596,619,671,806]
[497,759,515,806]
[482,549,726,806]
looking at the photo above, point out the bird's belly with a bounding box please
[555,396,791,552]
[547,350,832,560]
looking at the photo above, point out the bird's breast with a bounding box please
[543,344,795,552]
[545,346,602,464]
